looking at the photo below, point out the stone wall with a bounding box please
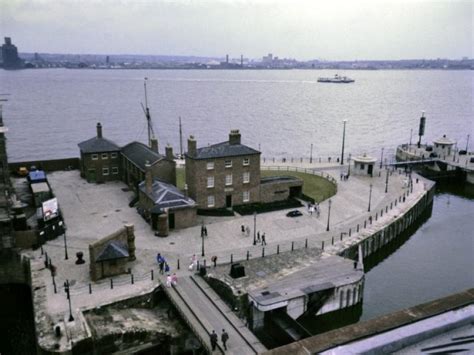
[260,178,303,203]
[89,224,136,281]
[9,158,80,173]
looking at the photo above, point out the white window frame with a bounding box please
[207,176,214,188]
[243,172,250,184]
[102,167,109,176]
[112,167,119,175]
[243,191,250,202]
[225,174,233,186]
[111,152,118,159]
[207,161,214,170]
[207,195,215,208]
[91,154,98,160]
[101,153,108,160]
[243,158,250,166]
[225,159,232,168]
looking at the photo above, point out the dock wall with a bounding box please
[9,157,80,173]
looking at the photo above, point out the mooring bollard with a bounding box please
[89,283,92,294]
[305,239,308,248]
[131,274,134,284]
[246,250,250,260]
[151,270,154,280]
[110,279,113,289]
[291,241,294,251]
[262,248,265,257]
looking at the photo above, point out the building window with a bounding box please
[207,176,214,188]
[91,154,98,160]
[111,152,118,159]
[243,191,250,202]
[225,174,233,186]
[207,161,214,170]
[207,195,215,208]
[243,158,250,166]
[243,172,250,183]
[101,153,108,159]
[225,160,232,168]
[112,167,119,175]
[360,163,365,170]
[102,168,109,176]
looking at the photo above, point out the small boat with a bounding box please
[317,74,355,83]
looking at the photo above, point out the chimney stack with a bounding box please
[229,129,241,145]
[165,144,174,160]
[145,161,153,194]
[96,122,103,138]
[187,135,197,157]
[151,137,159,153]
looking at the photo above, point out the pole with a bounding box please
[63,231,68,260]
[179,116,183,159]
[409,128,413,147]
[310,143,313,164]
[201,223,205,257]
[368,184,373,212]
[348,153,351,177]
[341,120,347,165]
[380,148,384,169]
[253,212,257,245]
[64,280,74,322]
[326,199,332,231]
[385,168,389,193]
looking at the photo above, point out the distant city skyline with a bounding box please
[1,0,472,61]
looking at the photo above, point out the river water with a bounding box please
[1,69,473,341]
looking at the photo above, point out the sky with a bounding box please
[1,0,472,60]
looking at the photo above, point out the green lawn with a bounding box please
[261,170,336,202]
[176,167,336,203]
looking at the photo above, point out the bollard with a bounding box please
[349,228,351,237]
[262,248,265,258]
[364,220,367,228]
[110,279,114,289]
[203,259,207,269]
[375,213,378,221]
[386,206,388,213]
[322,241,324,250]
[331,236,334,245]
[41,246,44,255]
[305,239,308,248]
[246,250,250,260]
[340,233,343,241]
[151,270,154,280]
[177,259,180,270]
[370,217,372,225]
[291,241,294,251]
[381,209,383,217]
[89,283,92,294]
[357,224,359,232]
[230,254,233,263]
[391,202,393,209]
[197,260,200,270]
[131,274,134,284]
[53,281,57,294]
[277,245,280,254]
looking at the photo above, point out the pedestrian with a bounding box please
[166,274,172,288]
[261,233,266,246]
[256,231,261,243]
[210,330,218,351]
[221,329,229,350]
[340,173,343,181]
[190,254,197,270]
[245,226,250,238]
[203,226,208,236]
[157,253,165,274]
[309,205,314,216]
[211,255,217,267]
[171,273,177,286]
[241,225,245,233]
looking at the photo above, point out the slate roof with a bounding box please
[95,240,129,262]
[121,141,165,171]
[187,141,260,160]
[139,179,196,213]
[78,136,120,154]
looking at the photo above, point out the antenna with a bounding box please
[179,116,183,159]
[141,78,155,147]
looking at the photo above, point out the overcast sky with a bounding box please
[1,0,472,60]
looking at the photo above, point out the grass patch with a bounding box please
[261,170,336,202]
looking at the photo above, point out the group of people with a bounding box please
[340,172,350,181]
[210,329,229,351]
[241,225,267,245]
[156,253,170,274]
[308,203,320,217]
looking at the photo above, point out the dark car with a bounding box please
[286,210,303,217]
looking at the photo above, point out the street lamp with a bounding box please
[253,212,257,245]
[201,222,205,257]
[385,168,389,193]
[326,199,332,231]
[64,280,74,322]
[347,153,352,177]
[380,148,384,169]
[340,120,347,165]
[59,221,68,260]
[368,184,373,212]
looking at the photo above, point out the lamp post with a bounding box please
[380,148,384,169]
[201,222,205,257]
[64,280,74,322]
[326,199,332,231]
[385,168,389,193]
[347,153,352,177]
[310,143,313,164]
[59,221,68,260]
[340,120,347,165]
[368,184,373,212]
[409,128,413,148]
[253,212,257,245]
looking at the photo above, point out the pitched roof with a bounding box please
[121,141,165,171]
[139,179,195,212]
[95,240,129,262]
[78,136,120,154]
[187,141,260,160]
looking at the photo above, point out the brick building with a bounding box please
[78,123,121,183]
[185,130,261,209]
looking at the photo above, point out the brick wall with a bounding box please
[81,151,121,183]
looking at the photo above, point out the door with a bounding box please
[226,194,232,208]
[168,213,175,229]
[88,169,96,183]
[368,164,373,176]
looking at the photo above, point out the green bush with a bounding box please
[233,198,302,215]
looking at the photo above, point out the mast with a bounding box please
[179,116,183,158]
[141,77,155,147]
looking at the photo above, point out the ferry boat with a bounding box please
[317,74,355,83]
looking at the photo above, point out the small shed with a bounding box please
[94,240,129,280]
[353,154,377,177]
[433,135,455,158]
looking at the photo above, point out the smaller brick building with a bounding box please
[78,123,121,183]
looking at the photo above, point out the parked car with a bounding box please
[286,210,303,217]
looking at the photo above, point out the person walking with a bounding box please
[256,231,261,243]
[241,225,245,234]
[166,274,172,288]
[157,253,166,274]
[261,233,266,246]
[245,226,250,238]
[210,330,218,351]
[221,329,229,350]
[171,273,177,286]
[211,255,218,267]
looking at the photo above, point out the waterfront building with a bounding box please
[433,134,455,158]
[352,154,377,177]
[78,123,121,183]
[185,130,261,209]
[1,37,22,69]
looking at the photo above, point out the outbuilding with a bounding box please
[433,135,455,158]
[352,154,377,177]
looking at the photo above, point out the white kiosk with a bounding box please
[433,135,455,158]
[353,154,377,177]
